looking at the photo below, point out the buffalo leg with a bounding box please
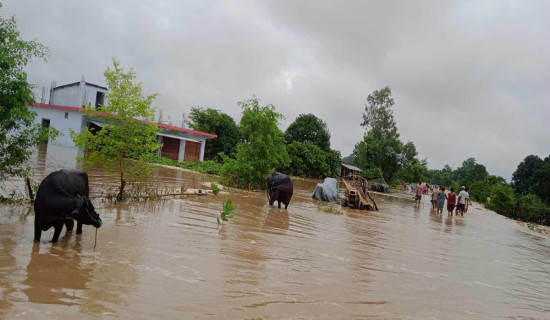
[76,221,83,234]
[277,200,281,208]
[51,220,64,242]
[34,218,42,242]
[65,219,74,232]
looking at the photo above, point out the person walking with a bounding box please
[437,187,447,215]
[415,181,423,205]
[431,186,440,209]
[447,187,457,217]
[456,186,467,216]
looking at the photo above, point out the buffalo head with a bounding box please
[72,196,102,228]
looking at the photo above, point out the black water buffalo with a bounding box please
[34,169,102,242]
[267,172,293,209]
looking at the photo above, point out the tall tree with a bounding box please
[453,158,488,186]
[533,156,550,205]
[71,59,160,200]
[220,96,289,189]
[0,6,57,181]
[354,86,402,181]
[283,113,340,178]
[285,113,331,151]
[279,141,330,178]
[400,141,418,165]
[188,107,239,160]
[512,154,543,195]
[394,158,428,183]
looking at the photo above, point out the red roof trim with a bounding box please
[31,103,217,138]
[157,123,217,138]
[32,102,82,112]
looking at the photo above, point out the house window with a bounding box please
[95,92,105,109]
[64,112,69,119]
[41,118,50,142]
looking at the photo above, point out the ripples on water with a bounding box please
[0,145,549,319]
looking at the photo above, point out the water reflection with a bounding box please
[0,230,17,317]
[24,236,88,306]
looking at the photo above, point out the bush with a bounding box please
[218,156,252,189]
[361,168,383,180]
[518,194,550,224]
[211,182,220,195]
[488,183,520,219]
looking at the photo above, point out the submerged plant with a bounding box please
[217,199,235,225]
[317,200,344,215]
[211,183,220,195]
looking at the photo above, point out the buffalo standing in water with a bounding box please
[267,172,293,209]
[34,169,102,242]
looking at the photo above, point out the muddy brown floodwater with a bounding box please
[1,144,550,319]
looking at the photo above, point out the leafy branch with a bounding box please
[217,199,235,225]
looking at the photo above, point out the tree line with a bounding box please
[425,156,550,225]
[188,100,340,190]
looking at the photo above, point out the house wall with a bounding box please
[81,84,107,108]
[50,82,107,108]
[29,106,83,148]
[49,85,80,108]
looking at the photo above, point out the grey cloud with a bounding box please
[3,0,549,180]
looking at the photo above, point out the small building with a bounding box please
[29,80,216,162]
[48,78,108,109]
[340,163,362,179]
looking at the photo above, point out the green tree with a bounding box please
[220,96,289,189]
[325,149,342,178]
[341,153,355,164]
[283,113,340,178]
[0,7,57,181]
[71,59,160,200]
[512,154,543,195]
[488,183,520,220]
[278,141,331,178]
[400,141,418,165]
[453,158,488,187]
[285,113,331,151]
[354,86,403,182]
[394,158,428,184]
[533,156,550,205]
[188,107,239,160]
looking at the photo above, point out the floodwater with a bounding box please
[1,145,550,319]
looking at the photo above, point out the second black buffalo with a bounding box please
[267,172,293,209]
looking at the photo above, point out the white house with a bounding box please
[29,79,216,162]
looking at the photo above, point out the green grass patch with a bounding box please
[317,200,344,215]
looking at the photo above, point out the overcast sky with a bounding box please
[3,0,549,180]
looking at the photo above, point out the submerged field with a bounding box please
[1,145,549,319]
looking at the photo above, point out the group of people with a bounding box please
[415,182,472,217]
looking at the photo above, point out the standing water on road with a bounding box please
[1,145,549,319]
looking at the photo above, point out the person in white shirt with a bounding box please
[456,186,467,216]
